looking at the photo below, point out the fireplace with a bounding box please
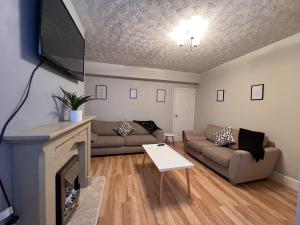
[56,155,80,225]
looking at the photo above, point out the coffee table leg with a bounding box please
[159,173,164,203]
[186,169,191,198]
[172,136,175,147]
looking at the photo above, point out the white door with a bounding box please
[173,88,196,140]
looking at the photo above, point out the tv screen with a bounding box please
[39,0,85,81]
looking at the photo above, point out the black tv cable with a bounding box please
[0,62,43,144]
[0,62,43,224]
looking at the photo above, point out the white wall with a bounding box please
[85,75,196,132]
[195,32,300,180]
[0,0,84,220]
[85,61,201,84]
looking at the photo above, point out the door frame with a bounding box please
[172,87,196,141]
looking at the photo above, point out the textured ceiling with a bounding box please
[72,0,300,74]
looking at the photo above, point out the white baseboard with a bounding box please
[270,171,299,191]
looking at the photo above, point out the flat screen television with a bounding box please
[39,0,85,81]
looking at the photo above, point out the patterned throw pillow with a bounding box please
[214,127,235,147]
[116,120,134,136]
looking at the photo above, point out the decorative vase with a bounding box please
[69,110,82,122]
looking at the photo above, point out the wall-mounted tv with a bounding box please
[39,0,85,81]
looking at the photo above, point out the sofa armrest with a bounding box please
[182,130,206,152]
[183,130,205,141]
[152,129,164,143]
[228,147,280,184]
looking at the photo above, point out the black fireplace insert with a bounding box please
[56,155,80,225]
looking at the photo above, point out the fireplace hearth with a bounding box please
[56,155,80,225]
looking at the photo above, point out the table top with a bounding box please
[142,144,194,172]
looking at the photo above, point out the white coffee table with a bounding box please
[142,144,194,202]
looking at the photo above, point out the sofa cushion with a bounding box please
[202,147,234,168]
[91,121,120,136]
[228,128,239,150]
[128,122,150,135]
[124,135,157,146]
[187,140,215,154]
[204,124,225,142]
[91,135,125,148]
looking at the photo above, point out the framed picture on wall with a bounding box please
[156,89,166,102]
[95,85,107,100]
[217,90,224,102]
[129,88,137,99]
[251,84,264,100]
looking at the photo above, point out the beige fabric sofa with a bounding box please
[183,124,280,184]
[91,120,164,156]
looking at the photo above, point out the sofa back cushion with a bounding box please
[91,120,151,136]
[204,124,225,142]
[263,135,270,147]
[228,128,239,149]
[128,122,150,135]
[204,124,270,149]
[91,121,120,136]
[228,130,269,149]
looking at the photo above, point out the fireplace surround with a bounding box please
[4,116,95,225]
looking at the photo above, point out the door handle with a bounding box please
[175,114,178,118]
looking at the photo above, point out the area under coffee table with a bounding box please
[142,144,194,203]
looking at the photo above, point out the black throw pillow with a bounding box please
[238,128,265,161]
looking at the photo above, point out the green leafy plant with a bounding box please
[54,87,94,110]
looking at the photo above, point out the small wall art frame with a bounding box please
[217,90,225,102]
[95,85,107,100]
[251,84,264,101]
[156,89,166,102]
[129,88,137,99]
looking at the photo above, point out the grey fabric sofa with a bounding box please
[91,120,164,156]
[183,124,280,184]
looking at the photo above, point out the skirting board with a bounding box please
[270,171,299,192]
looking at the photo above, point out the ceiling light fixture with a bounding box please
[169,16,208,51]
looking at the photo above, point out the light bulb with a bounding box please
[169,16,208,47]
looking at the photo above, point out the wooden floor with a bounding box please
[92,142,297,225]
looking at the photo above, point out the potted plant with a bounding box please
[54,87,94,122]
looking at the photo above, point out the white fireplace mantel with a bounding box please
[5,116,96,225]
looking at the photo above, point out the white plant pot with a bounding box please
[69,110,82,122]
